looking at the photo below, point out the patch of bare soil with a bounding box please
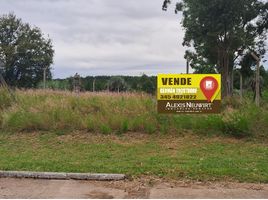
[1,177,268,199]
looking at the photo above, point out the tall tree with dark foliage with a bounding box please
[163,0,268,97]
[0,13,54,88]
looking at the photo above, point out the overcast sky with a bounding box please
[0,0,267,78]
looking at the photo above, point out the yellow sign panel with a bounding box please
[157,74,221,114]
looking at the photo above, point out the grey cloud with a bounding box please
[1,0,265,78]
[0,0,187,78]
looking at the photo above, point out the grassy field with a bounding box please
[1,89,268,138]
[0,89,268,183]
[0,132,267,183]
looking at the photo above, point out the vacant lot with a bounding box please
[0,89,268,183]
[1,89,268,138]
[0,132,267,183]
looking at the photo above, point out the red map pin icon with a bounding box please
[200,76,219,102]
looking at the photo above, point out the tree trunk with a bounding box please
[220,52,229,98]
[240,72,243,100]
[219,49,230,98]
[228,54,235,96]
[230,71,233,95]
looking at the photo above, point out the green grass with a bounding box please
[0,132,267,183]
[1,89,268,183]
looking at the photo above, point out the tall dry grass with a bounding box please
[0,89,158,134]
[0,88,268,138]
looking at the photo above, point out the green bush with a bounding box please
[194,115,224,135]
[120,120,129,133]
[100,124,112,135]
[223,113,250,138]
[2,111,45,131]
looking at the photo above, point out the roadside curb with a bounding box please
[0,171,126,181]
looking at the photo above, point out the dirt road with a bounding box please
[0,177,268,198]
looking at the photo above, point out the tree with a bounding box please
[0,13,54,88]
[185,50,217,74]
[108,76,128,92]
[137,74,156,94]
[163,0,268,97]
[239,53,255,81]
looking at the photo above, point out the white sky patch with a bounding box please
[0,0,267,78]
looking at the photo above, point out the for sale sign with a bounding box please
[157,74,221,114]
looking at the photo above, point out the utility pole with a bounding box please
[186,59,189,74]
[93,78,95,92]
[251,52,260,107]
[43,66,48,89]
[255,58,260,107]
[239,71,243,100]
[73,73,81,94]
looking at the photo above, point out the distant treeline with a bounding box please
[40,74,157,94]
[39,68,268,94]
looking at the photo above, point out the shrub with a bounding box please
[222,113,250,138]
[120,120,129,133]
[221,95,242,110]
[2,110,45,131]
[100,124,112,135]
[194,115,224,135]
